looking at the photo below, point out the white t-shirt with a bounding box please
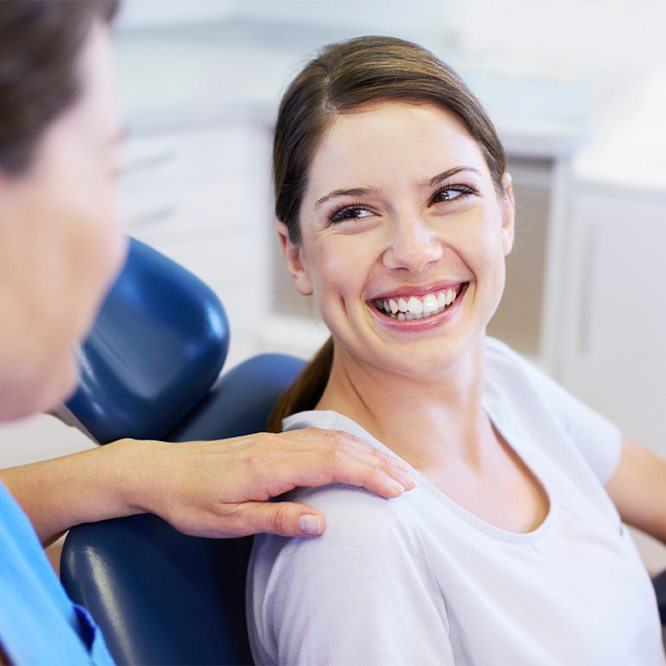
[246,336,665,665]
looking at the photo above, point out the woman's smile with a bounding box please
[367,281,470,333]
[279,96,515,374]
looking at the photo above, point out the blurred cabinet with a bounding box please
[488,157,552,358]
[556,188,666,457]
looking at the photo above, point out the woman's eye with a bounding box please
[329,205,373,224]
[431,185,476,204]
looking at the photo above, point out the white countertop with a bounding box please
[113,19,607,160]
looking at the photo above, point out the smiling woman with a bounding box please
[248,35,666,665]
[266,36,514,429]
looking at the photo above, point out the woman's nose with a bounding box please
[383,216,443,273]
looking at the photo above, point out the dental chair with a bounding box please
[59,239,666,665]
[59,237,305,665]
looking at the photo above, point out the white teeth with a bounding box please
[407,296,423,315]
[371,283,467,320]
[422,293,438,314]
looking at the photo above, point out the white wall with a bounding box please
[116,0,236,29]
[457,0,666,78]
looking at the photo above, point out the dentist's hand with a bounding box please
[121,429,415,538]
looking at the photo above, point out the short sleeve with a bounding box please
[487,337,623,484]
[246,484,454,666]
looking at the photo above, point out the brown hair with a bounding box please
[0,0,119,176]
[267,35,506,432]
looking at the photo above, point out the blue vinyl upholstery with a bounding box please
[65,238,229,444]
[60,237,305,665]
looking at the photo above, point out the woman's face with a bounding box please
[279,100,514,377]
[0,21,126,421]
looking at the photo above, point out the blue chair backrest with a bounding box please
[60,237,305,664]
[66,238,230,444]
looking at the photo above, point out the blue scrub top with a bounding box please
[0,481,115,665]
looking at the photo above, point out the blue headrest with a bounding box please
[65,238,229,444]
[171,353,306,441]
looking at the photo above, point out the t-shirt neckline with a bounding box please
[282,401,557,544]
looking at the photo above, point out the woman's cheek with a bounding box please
[310,243,360,326]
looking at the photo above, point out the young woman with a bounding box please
[0,4,413,663]
[247,35,666,665]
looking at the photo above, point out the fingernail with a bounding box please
[391,458,411,471]
[299,514,322,535]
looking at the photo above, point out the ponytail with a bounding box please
[266,336,334,432]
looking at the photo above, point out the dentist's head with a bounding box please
[0,0,125,422]
[268,36,514,430]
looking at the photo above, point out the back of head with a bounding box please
[0,0,121,422]
[0,0,119,176]
[267,35,506,432]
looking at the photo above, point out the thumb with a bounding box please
[241,501,326,537]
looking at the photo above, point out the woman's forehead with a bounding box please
[307,100,487,195]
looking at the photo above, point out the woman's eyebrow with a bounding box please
[427,166,481,187]
[314,185,382,209]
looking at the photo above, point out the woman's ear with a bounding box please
[276,220,314,296]
[499,172,516,257]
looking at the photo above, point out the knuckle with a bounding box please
[363,460,382,485]
[215,505,245,536]
[321,429,342,445]
[242,446,269,485]
[324,439,348,468]
[326,430,345,446]
[269,505,291,535]
[374,448,393,469]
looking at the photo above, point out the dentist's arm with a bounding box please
[0,429,414,547]
[605,435,666,545]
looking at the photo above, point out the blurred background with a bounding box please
[1,0,665,571]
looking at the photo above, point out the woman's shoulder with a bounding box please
[246,486,448,665]
[259,483,419,559]
[248,483,425,603]
[247,483,435,620]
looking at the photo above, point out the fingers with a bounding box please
[318,445,414,499]
[275,429,416,499]
[329,431,411,471]
[219,501,326,538]
[282,427,411,467]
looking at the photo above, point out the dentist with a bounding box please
[0,2,413,663]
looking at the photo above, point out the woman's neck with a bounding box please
[315,333,494,470]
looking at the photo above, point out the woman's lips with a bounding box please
[368,281,469,332]
[368,280,467,303]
